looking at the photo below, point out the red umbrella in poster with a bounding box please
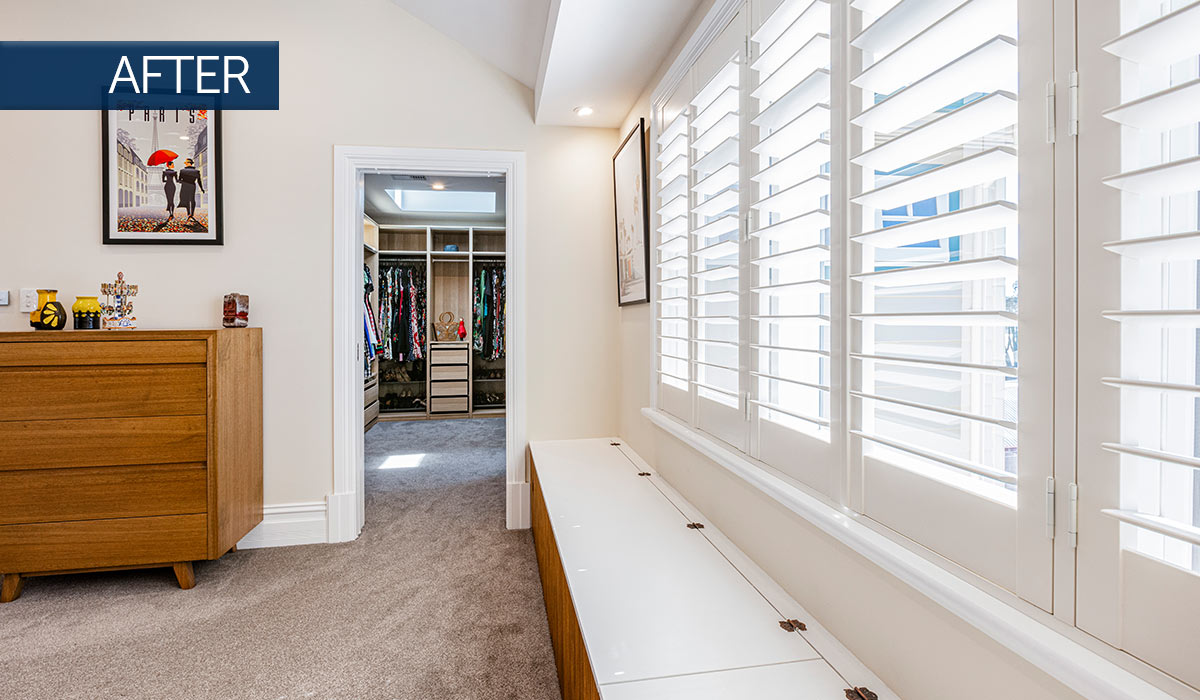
[146,149,179,167]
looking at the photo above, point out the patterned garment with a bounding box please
[473,264,506,361]
[473,270,484,353]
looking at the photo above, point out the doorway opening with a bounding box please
[361,173,510,523]
[332,147,528,542]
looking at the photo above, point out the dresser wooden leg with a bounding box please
[1,573,24,603]
[172,562,195,590]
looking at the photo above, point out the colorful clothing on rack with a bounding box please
[379,261,427,362]
[473,264,505,361]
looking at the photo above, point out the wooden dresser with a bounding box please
[0,329,263,602]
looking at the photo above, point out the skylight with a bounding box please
[388,189,497,213]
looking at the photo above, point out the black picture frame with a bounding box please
[102,110,223,245]
[612,117,651,306]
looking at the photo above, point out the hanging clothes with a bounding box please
[379,260,427,362]
[473,263,506,361]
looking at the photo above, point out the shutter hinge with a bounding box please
[779,618,807,632]
[1045,476,1056,539]
[845,689,879,700]
[1045,81,1056,144]
[744,392,752,421]
[1068,70,1079,137]
[1068,482,1079,549]
[686,522,705,529]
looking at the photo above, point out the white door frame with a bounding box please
[330,145,530,541]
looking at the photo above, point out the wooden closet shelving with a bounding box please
[370,223,506,423]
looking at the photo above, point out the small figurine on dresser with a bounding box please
[223,293,249,328]
[100,271,138,330]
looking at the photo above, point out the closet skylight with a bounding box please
[387,189,497,213]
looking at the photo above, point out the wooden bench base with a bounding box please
[531,464,601,700]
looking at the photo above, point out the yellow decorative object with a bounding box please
[31,289,68,330]
[29,289,54,327]
[73,296,103,330]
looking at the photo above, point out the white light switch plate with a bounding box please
[18,288,38,312]
[0,290,8,306]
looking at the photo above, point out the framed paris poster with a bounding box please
[102,109,223,245]
[613,117,650,306]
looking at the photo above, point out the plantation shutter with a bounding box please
[1076,0,1200,688]
[846,0,1053,603]
[656,82,693,422]
[689,17,748,450]
[747,0,837,492]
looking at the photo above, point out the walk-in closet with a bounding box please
[361,174,508,429]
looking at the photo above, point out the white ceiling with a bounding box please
[391,0,704,128]
[390,0,552,89]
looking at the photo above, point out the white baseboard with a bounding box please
[325,490,360,543]
[507,480,531,530]
[237,501,328,549]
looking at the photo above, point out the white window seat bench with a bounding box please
[529,438,898,700]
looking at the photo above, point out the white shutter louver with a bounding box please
[850,0,1020,498]
[1099,0,1200,574]
[657,109,691,394]
[749,0,833,439]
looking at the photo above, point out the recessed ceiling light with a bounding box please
[431,182,445,190]
[574,106,594,117]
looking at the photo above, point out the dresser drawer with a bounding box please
[0,514,208,572]
[365,380,379,408]
[0,340,207,368]
[0,416,207,471]
[431,365,469,381]
[430,347,469,365]
[0,464,207,525]
[430,396,469,413]
[0,365,206,421]
[430,380,468,397]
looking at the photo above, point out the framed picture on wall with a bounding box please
[102,109,223,245]
[613,117,650,306]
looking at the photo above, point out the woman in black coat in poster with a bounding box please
[177,158,205,223]
[161,161,178,219]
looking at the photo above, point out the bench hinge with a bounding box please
[845,688,879,700]
[779,619,807,633]
[610,441,621,447]
[637,471,651,477]
[686,522,705,529]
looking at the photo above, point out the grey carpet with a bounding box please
[0,417,562,700]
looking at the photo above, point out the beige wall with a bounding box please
[615,6,1082,700]
[0,0,620,505]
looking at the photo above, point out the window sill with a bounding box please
[641,407,1180,700]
